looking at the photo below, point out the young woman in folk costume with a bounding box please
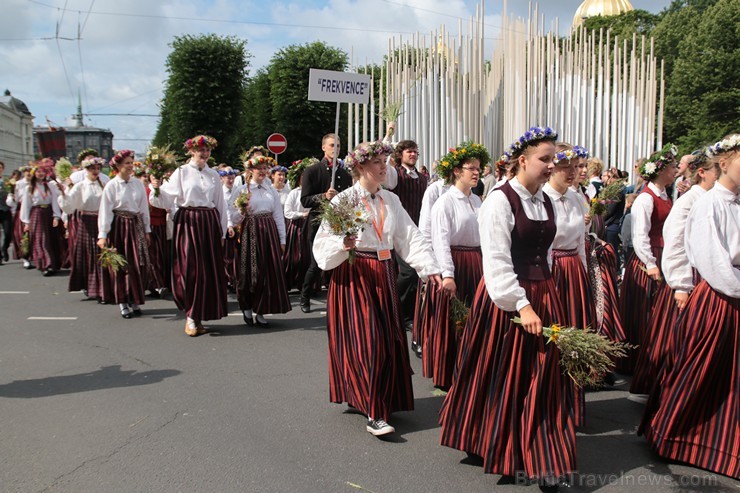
[422,142,488,390]
[313,141,441,437]
[617,144,677,381]
[219,165,243,293]
[640,134,740,479]
[630,149,721,396]
[20,161,63,276]
[135,165,170,298]
[58,156,107,300]
[282,158,313,292]
[269,165,291,208]
[97,150,151,319]
[150,135,229,337]
[439,127,576,490]
[236,155,291,327]
[234,145,267,188]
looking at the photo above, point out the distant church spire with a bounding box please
[73,90,84,127]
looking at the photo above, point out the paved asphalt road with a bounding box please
[1,260,738,493]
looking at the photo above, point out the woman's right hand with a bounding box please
[342,235,357,251]
[674,291,689,310]
[97,238,107,250]
[441,277,456,297]
[517,304,542,335]
[149,177,160,189]
[646,266,661,281]
[23,224,29,232]
[584,213,592,226]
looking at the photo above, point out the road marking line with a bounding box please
[0,291,30,294]
[27,316,78,320]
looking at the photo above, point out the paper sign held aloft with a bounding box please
[308,68,372,105]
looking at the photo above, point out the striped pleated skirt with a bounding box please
[422,246,482,389]
[640,280,739,479]
[172,207,228,321]
[283,216,311,292]
[68,211,105,298]
[237,213,291,315]
[412,278,429,346]
[223,234,240,291]
[617,248,665,374]
[589,241,626,342]
[327,251,414,422]
[147,223,170,292]
[65,210,80,269]
[11,205,26,259]
[440,278,576,479]
[29,206,60,271]
[101,211,147,305]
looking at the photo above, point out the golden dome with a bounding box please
[573,0,635,28]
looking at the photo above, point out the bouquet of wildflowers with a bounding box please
[20,232,30,256]
[54,157,74,182]
[317,191,371,264]
[145,145,178,197]
[4,177,16,195]
[512,317,634,388]
[589,179,625,216]
[234,189,252,215]
[98,246,128,273]
[449,296,470,340]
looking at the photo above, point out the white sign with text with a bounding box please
[307,69,372,105]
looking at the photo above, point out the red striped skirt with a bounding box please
[101,211,147,305]
[412,278,429,345]
[29,206,60,271]
[440,278,576,479]
[11,206,26,259]
[326,250,414,421]
[589,241,627,342]
[223,234,240,289]
[237,213,291,315]
[172,207,228,321]
[640,281,739,479]
[68,211,105,297]
[65,211,80,269]
[283,216,310,291]
[422,246,482,388]
[617,248,665,374]
[147,223,170,292]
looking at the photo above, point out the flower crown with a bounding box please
[110,149,135,167]
[81,156,106,169]
[270,166,288,174]
[77,147,99,164]
[498,126,558,165]
[553,149,578,164]
[706,134,740,156]
[218,169,236,177]
[572,145,589,159]
[246,155,276,169]
[639,143,678,181]
[437,142,491,182]
[288,157,318,188]
[184,135,218,151]
[685,149,709,172]
[344,141,394,170]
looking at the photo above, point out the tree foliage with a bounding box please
[154,34,251,164]
[241,42,347,165]
[582,9,660,40]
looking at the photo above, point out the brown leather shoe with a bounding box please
[195,322,207,335]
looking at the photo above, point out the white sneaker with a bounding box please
[366,418,395,436]
[627,393,649,405]
[22,259,31,269]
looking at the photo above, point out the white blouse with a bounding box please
[98,176,151,239]
[313,182,440,278]
[274,183,292,207]
[662,185,707,293]
[431,186,481,279]
[631,182,670,270]
[418,180,450,242]
[384,163,420,190]
[223,184,245,228]
[284,187,309,219]
[149,160,227,238]
[20,183,62,224]
[685,182,740,298]
[543,183,587,269]
[71,169,110,185]
[246,181,287,245]
[480,177,553,313]
[569,184,590,215]
[58,177,105,214]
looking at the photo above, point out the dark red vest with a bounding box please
[499,181,556,281]
[392,166,427,226]
[640,186,672,248]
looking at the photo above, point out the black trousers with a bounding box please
[396,256,418,325]
[605,226,622,271]
[0,210,12,256]
[300,223,321,305]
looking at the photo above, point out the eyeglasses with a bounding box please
[461,166,481,173]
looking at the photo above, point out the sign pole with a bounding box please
[331,101,340,189]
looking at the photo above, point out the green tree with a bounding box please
[664,0,740,150]
[153,34,251,164]
[238,69,274,167]
[581,9,660,40]
[266,42,348,164]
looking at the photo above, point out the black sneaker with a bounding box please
[366,418,395,436]
[411,341,422,358]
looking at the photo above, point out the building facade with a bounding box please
[0,90,34,170]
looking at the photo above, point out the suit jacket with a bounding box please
[300,157,353,239]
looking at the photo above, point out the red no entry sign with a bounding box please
[266,133,288,155]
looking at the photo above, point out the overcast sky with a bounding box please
[2,0,672,155]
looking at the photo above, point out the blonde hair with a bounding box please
[587,157,603,178]
[625,193,638,208]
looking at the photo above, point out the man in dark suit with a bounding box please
[299,133,353,313]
